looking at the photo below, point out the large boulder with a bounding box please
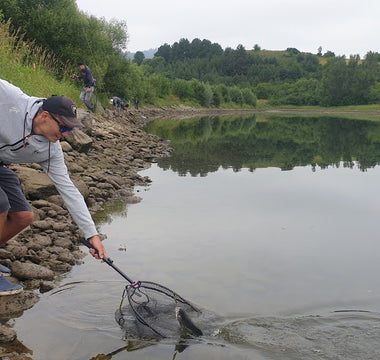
[11,166,57,200]
[67,129,93,153]
[0,290,39,317]
[11,261,54,280]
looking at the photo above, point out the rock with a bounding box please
[0,324,17,343]
[31,220,52,231]
[39,281,56,293]
[27,234,52,249]
[0,248,12,259]
[4,245,28,259]
[73,179,90,199]
[57,251,76,265]
[60,140,73,152]
[67,129,93,153]
[10,262,54,280]
[0,290,39,317]
[11,166,57,200]
[126,196,142,204]
[52,223,67,232]
[46,195,65,208]
[49,261,72,273]
[53,238,72,249]
[31,199,64,213]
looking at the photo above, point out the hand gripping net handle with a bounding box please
[80,237,135,283]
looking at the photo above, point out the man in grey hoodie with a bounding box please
[0,78,107,295]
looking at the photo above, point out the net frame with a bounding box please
[79,238,201,338]
[119,280,201,338]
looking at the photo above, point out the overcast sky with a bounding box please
[75,0,379,57]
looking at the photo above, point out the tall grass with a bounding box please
[0,19,83,105]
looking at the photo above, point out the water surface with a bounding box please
[13,113,380,360]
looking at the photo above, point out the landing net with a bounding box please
[115,281,201,338]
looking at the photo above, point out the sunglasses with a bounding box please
[49,113,73,133]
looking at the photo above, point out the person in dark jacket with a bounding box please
[72,62,95,112]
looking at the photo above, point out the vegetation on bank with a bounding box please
[0,0,379,111]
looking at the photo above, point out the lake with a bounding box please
[13,113,380,360]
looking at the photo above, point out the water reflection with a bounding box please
[145,114,380,175]
[92,199,128,225]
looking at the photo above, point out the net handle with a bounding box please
[80,237,135,284]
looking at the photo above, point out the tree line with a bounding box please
[1,0,379,108]
[142,39,380,107]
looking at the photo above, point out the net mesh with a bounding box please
[115,281,201,338]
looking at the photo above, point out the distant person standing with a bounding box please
[112,96,122,116]
[72,62,95,113]
[134,97,139,110]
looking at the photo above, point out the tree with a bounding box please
[241,88,257,106]
[319,56,350,106]
[171,78,193,100]
[318,55,377,106]
[133,51,145,65]
[323,51,335,58]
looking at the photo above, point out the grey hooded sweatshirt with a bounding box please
[0,79,97,239]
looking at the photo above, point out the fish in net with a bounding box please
[115,280,202,338]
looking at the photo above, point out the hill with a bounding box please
[126,48,157,59]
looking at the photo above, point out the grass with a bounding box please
[0,19,85,108]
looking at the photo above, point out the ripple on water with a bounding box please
[217,310,380,360]
[46,280,125,332]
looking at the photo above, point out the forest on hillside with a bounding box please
[0,0,380,108]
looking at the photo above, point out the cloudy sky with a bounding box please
[75,0,379,57]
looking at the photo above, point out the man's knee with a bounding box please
[10,211,34,229]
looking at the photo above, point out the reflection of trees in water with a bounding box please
[145,115,380,176]
[93,200,128,225]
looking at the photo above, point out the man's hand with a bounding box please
[88,235,107,260]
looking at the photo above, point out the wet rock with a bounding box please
[126,196,142,204]
[49,262,72,273]
[0,324,16,343]
[0,249,12,259]
[57,251,76,265]
[39,281,56,293]
[0,290,39,317]
[10,261,54,280]
[4,245,28,259]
